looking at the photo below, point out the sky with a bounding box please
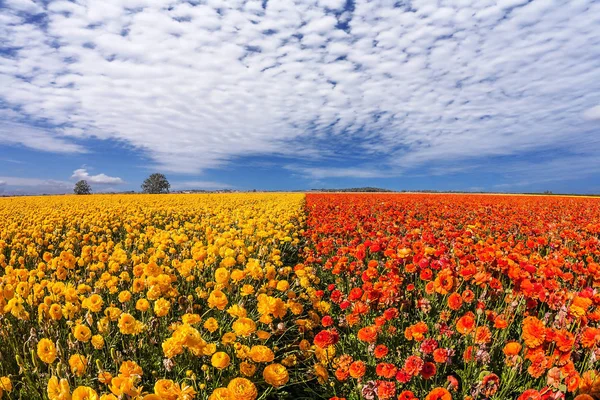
[1,0,600,195]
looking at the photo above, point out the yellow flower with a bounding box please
[226,304,247,318]
[47,376,70,400]
[154,379,177,400]
[263,363,289,387]
[240,284,255,296]
[69,354,88,377]
[104,307,122,321]
[226,378,257,400]
[118,313,143,335]
[208,388,231,400]
[203,317,219,333]
[276,280,290,291]
[72,386,98,400]
[140,395,161,400]
[221,332,237,345]
[91,335,105,350]
[240,361,257,377]
[82,294,103,312]
[98,371,113,385]
[214,268,230,284]
[230,269,246,282]
[154,298,171,317]
[49,304,63,320]
[232,318,256,337]
[118,290,131,303]
[182,313,201,324]
[0,376,12,392]
[207,289,228,310]
[73,324,92,342]
[119,360,143,377]
[249,345,275,363]
[203,343,217,356]
[109,376,141,398]
[314,363,329,384]
[97,317,110,334]
[136,298,150,312]
[211,352,231,369]
[256,330,271,340]
[37,338,57,364]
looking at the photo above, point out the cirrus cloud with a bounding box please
[0,0,599,177]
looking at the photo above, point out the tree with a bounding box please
[74,180,92,195]
[141,173,170,194]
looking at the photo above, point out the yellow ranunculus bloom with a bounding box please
[211,351,231,369]
[37,338,57,364]
[72,386,98,400]
[226,378,257,400]
[73,324,92,342]
[263,363,290,387]
[232,317,256,337]
[69,354,88,377]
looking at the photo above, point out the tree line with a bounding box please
[74,173,170,195]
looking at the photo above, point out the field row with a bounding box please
[0,193,599,400]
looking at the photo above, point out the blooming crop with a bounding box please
[0,194,310,399]
[2,192,600,399]
[303,194,600,400]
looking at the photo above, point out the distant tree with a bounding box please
[141,173,170,194]
[74,180,92,195]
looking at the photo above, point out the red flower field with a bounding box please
[304,194,600,400]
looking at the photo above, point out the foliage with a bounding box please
[141,173,170,194]
[73,180,92,195]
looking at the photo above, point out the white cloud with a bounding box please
[0,121,85,153]
[583,105,600,121]
[71,168,124,184]
[0,0,599,175]
[0,181,6,193]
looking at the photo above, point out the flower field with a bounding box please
[1,193,600,400]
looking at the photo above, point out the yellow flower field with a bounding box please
[0,194,319,400]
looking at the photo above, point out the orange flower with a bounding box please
[527,351,548,378]
[474,326,492,344]
[348,361,366,379]
[554,329,575,352]
[579,370,600,395]
[357,326,378,343]
[456,312,475,335]
[433,348,449,363]
[425,387,452,400]
[581,327,600,349]
[373,344,388,359]
[521,316,546,348]
[375,363,397,379]
[517,389,541,400]
[503,342,522,356]
[447,293,463,310]
[404,321,428,341]
[376,381,396,400]
[433,270,454,295]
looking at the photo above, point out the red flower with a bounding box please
[403,355,424,376]
[313,329,339,349]
[374,345,389,359]
[420,362,436,380]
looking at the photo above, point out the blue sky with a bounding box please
[1,0,600,195]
